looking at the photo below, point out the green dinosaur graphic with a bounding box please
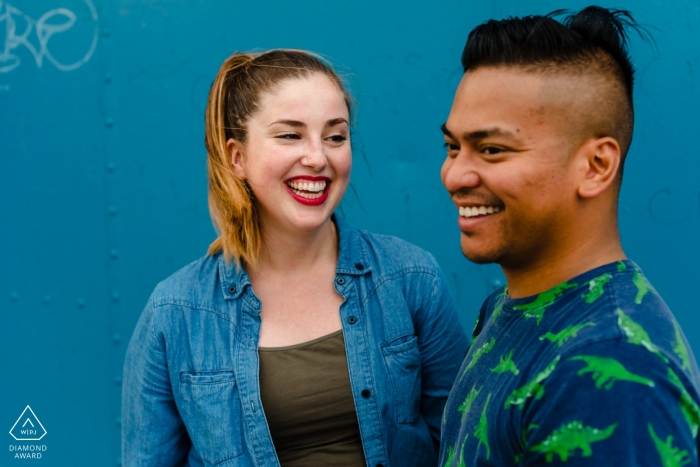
[457,436,468,467]
[616,309,669,363]
[539,322,595,347]
[461,337,496,379]
[513,282,578,325]
[475,393,492,460]
[529,421,617,462]
[505,356,561,410]
[492,290,506,321]
[471,315,480,338]
[648,423,691,467]
[633,270,655,305]
[443,445,456,467]
[569,355,655,390]
[515,425,539,464]
[672,321,692,372]
[617,261,627,271]
[458,386,482,421]
[668,368,700,438]
[581,273,612,304]
[490,349,519,375]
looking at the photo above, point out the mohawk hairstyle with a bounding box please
[461,6,650,166]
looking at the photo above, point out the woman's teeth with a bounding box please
[287,180,327,199]
[459,205,502,218]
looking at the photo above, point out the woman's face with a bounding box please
[230,73,351,235]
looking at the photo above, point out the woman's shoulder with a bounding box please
[346,223,441,276]
[149,253,223,308]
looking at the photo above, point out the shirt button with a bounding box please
[354,263,364,270]
[348,316,357,324]
[337,277,345,285]
[361,389,371,398]
[228,285,236,294]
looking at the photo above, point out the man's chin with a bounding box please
[460,238,502,264]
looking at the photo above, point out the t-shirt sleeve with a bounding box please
[520,339,700,466]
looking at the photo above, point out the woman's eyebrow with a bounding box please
[269,119,305,127]
[326,118,349,127]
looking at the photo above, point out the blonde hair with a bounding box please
[204,49,352,269]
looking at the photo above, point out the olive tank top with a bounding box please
[258,330,366,467]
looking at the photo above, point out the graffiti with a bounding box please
[0,0,98,73]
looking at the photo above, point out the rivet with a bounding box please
[115,417,121,425]
[492,279,504,289]
[348,316,357,325]
[107,162,116,172]
[110,249,119,259]
[228,285,236,294]
[113,334,121,344]
[337,277,345,285]
[10,291,18,301]
[43,295,51,305]
[105,118,115,128]
[102,29,111,38]
[108,205,117,216]
[116,458,121,466]
[111,292,120,303]
[104,74,113,84]
[114,376,122,385]
[77,298,86,308]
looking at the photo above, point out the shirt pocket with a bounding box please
[179,370,244,465]
[381,335,422,424]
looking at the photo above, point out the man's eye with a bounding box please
[277,133,300,140]
[482,146,504,155]
[444,142,460,151]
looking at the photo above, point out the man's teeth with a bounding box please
[458,206,502,218]
[287,180,327,199]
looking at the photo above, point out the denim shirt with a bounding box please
[122,218,469,467]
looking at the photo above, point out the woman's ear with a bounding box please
[576,137,621,199]
[227,138,246,179]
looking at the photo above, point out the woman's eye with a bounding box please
[327,134,348,143]
[277,133,300,140]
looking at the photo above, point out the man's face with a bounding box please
[441,67,579,268]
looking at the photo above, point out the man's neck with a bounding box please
[502,227,626,299]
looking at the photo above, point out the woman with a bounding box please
[122,49,469,467]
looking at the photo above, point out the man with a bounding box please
[439,6,700,466]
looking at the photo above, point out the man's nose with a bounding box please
[441,152,481,192]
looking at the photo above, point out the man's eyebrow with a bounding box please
[440,123,454,138]
[269,119,306,127]
[464,128,517,141]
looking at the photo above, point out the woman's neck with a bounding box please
[254,218,338,274]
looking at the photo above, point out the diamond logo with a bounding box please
[9,406,47,441]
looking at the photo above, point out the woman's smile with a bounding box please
[285,175,332,206]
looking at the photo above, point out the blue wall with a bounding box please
[1,0,698,464]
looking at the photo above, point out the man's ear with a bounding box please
[227,138,246,179]
[576,137,621,199]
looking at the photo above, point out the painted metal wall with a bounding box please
[1,0,698,464]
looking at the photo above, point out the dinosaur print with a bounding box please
[539,322,595,347]
[491,290,506,321]
[471,315,480,339]
[490,349,519,375]
[668,368,700,438]
[513,282,578,325]
[633,269,655,305]
[457,437,467,467]
[568,355,655,390]
[458,386,482,421]
[505,356,561,410]
[648,423,691,467]
[461,337,496,379]
[475,393,492,460]
[443,445,456,467]
[616,309,669,363]
[617,261,627,271]
[581,273,612,304]
[529,421,618,463]
[672,320,692,372]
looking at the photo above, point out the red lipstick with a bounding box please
[284,176,331,206]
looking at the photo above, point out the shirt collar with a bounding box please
[218,214,371,300]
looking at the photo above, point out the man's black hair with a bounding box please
[461,6,651,166]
